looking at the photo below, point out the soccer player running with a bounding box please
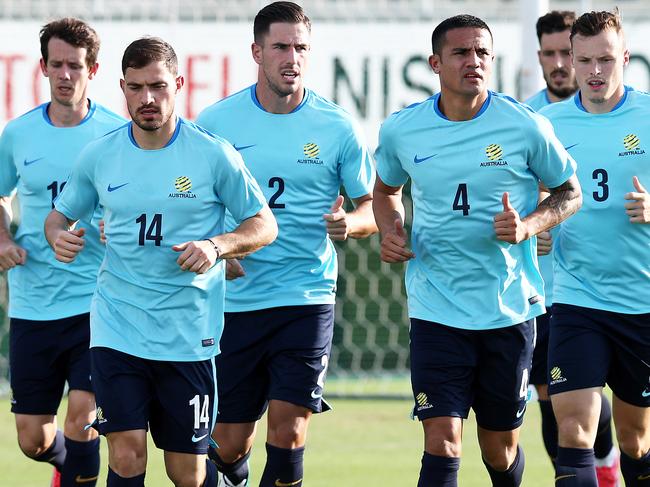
[373,15,582,487]
[524,11,619,485]
[540,10,650,487]
[44,37,277,487]
[0,18,124,487]
[196,2,376,486]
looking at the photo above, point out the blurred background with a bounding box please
[1,0,649,399]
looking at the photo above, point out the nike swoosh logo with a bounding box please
[642,389,650,397]
[311,389,323,399]
[555,474,577,481]
[413,154,437,164]
[564,143,579,151]
[191,433,208,443]
[515,406,526,418]
[107,183,129,192]
[75,475,99,483]
[275,479,302,487]
[234,144,256,152]
[23,157,44,166]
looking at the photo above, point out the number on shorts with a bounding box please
[519,368,529,399]
[316,355,329,388]
[189,394,210,429]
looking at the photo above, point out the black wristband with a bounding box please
[204,238,221,260]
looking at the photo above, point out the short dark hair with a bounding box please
[253,1,311,44]
[431,15,493,55]
[121,37,178,75]
[536,11,576,43]
[571,9,623,42]
[40,17,100,67]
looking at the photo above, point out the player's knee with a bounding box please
[268,421,307,449]
[423,423,462,457]
[556,416,594,448]
[110,447,147,477]
[481,446,517,472]
[616,425,649,459]
[17,434,49,458]
[167,470,203,487]
[63,415,95,440]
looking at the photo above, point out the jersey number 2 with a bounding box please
[268,177,285,209]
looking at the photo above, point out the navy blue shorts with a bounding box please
[10,313,92,415]
[90,347,216,454]
[530,311,551,386]
[410,318,535,431]
[548,303,650,407]
[216,304,334,423]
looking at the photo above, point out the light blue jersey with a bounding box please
[55,119,267,360]
[0,101,125,320]
[540,87,650,314]
[525,88,557,304]
[525,89,552,111]
[197,85,374,312]
[376,91,576,330]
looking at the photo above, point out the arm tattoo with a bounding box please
[537,175,582,230]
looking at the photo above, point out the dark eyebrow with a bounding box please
[451,47,470,55]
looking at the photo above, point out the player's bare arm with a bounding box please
[624,175,650,224]
[44,209,85,263]
[536,183,553,255]
[0,196,27,271]
[373,177,414,263]
[323,193,378,241]
[173,204,277,274]
[494,174,582,244]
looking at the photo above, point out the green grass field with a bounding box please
[0,396,558,486]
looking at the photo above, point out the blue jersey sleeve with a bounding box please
[339,119,375,198]
[527,113,576,188]
[55,149,99,223]
[0,126,18,196]
[213,142,266,224]
[375,118,409,187]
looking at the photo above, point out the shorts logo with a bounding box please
[480,144,508,167]
[415,392,433,411]
[515,405,526,418]
[9,389,16,405]
[169,176,197,199]
[96,406,107,425]
[642,389,650,398]
[619,134,645,156]
[191,433,208,443]
[297,142,324,165]
[549,366,567,386]
[310,388,323,399]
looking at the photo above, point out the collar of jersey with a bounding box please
[249,84,310,114]
[574,84,633,113]
[128,116,182,149]
[433,91,492,121]
[42,99,96,127]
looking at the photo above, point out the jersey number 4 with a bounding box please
[136,213,163,246]
[452,183,471,216]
